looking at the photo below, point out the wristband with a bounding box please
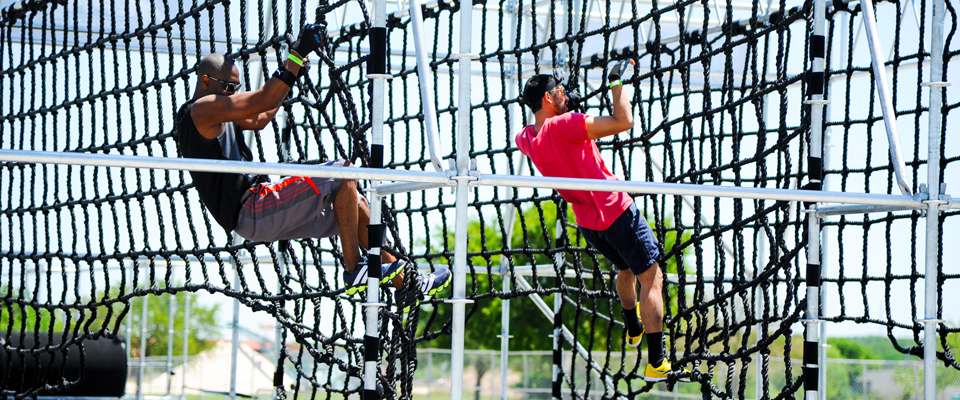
[272,67,297,88]
[608,80,623,88]
[288,53,304,66]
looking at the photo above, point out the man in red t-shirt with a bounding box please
[516,70,688,382]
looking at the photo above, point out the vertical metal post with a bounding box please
[125,262,134,392]
[922,0,947,396]
[182,295,190,400]
[230,257,241,400]
[499,4,522,397]
[756,232,767,400]
[167,291,177,396]
[138,294,148,400]
[450,0,475,397]
[551,218,564,400]
[364,0,389,396]
[803,0,828,397]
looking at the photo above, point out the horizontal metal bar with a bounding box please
[477,173,923,208]
[375,180,451,195]
[0,149,451,184]
[815,203,924,217]
[0,150,926,208]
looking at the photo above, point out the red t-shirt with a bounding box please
[514,112,632,231]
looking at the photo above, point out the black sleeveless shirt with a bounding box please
[175,100,254,232]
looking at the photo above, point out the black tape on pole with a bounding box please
[552,373,563,397]
[806,72,824,96]
[808,156,823,182]
[368,27,387,74]
[368,223,384,250]
[364,389,381,400]
[806,263,821,287]
[803,366,819,391]
[810,35,825,59]
[274,364,285,387]
[802,181,823,192]
[364,335,379,362]
[370,144,384,169]
[804,341,819,365]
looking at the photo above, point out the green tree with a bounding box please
[415,200,690,397]
[1,284,219,357]
[125,290,219,357]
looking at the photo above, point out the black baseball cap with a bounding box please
[522,74,562,111]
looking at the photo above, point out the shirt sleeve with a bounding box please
[514,131,528,155]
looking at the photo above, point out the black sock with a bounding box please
[647,331,664,365]
[621,306,642,337]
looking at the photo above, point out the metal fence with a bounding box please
[411,349,960,400]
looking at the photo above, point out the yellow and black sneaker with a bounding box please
[396,267,451,313]
[643,358,692,383]
[625,304,644,348]
[342,258,407,295]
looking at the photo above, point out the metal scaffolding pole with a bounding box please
[408,0,445,172]
[450,1,475,397]
[364,0,390,397]
[230,253,241,400]
[922,0,947,396]
[803,0,828,396]
[138,294,148,400]
[0,149,934,208]
[182,296,190,400]
[858,0,913,196]
[499,2,522,398]
[167,292,177,396]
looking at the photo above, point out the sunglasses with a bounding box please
[208,76,241,94]
[550,84,565,96]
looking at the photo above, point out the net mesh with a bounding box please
[0,0,957,398]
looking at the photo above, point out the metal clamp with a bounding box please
[915,318,944,324]
[800,319,823,325]
[366,73,394,80]
[803,99,830,105]
[444,298,475,304]
[360,302,387,308]
[920,81,950,87]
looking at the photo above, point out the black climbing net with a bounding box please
[0,0,957,398]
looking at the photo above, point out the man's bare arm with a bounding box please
[237,107,283,131]
[191,57,301,139]
[585,84,633,140]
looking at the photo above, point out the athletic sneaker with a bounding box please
[396,267,451,312]
[643,358,692,383]
[625,304,644,348]
[417,267,451,296]
[342,258,408,295]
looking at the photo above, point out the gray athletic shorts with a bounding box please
[235,159,348,242]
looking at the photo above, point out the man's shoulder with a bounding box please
[542,112,587,141]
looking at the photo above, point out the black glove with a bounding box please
[292,22,327,57]
[607,58,635,83]
[565,87,583,113]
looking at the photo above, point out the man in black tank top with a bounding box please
[175,24,450,301]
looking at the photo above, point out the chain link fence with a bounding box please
[411,349,960,400]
